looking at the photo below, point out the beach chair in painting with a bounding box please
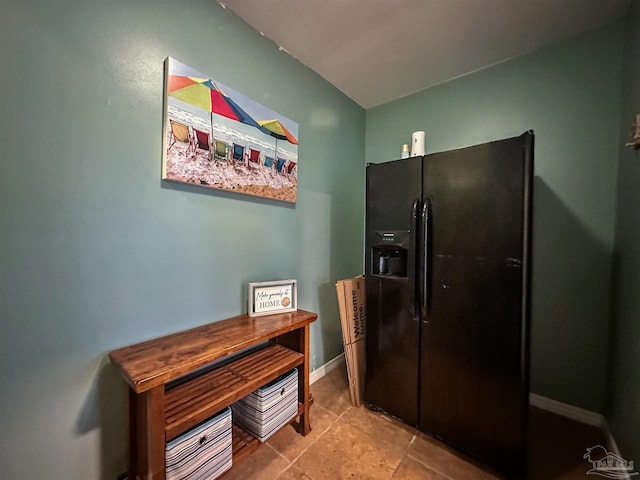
[168,119,195,155]
[248,148,261,168]
[286,161,297,179]
[193,128,213,161]
[233,144,245,162]
[263,156,275,174]
[214,140,228,161]
[276,157,287,175]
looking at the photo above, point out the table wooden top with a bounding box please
[109,310,317,393]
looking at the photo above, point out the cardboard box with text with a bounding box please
[335,276,366,407]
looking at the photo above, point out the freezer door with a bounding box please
[364,158,421,426]
[419,132,533,476]
[364,157,423,243]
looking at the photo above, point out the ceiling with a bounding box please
[220,0,631,108]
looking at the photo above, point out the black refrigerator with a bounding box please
[364,131,533,477]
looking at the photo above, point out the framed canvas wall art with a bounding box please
[162,57,299,203]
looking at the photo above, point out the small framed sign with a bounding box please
[248,280,297,317]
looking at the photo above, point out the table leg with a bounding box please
[131,385,165,480]
[299,324,311,435]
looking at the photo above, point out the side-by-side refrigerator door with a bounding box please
[364,157,422,426]
[419,132,533,477]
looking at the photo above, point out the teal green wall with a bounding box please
[0,1,364,478]
[366,24,623,413]
[608,0,640,463]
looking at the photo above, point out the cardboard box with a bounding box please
[335,276,366,407]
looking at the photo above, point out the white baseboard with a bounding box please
[600,419,634,480]
[529,392,605,427]
[310,353,345,384]
[602,419,628,468]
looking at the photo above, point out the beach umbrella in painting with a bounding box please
[167,75,265,137]
[257,119,299,160]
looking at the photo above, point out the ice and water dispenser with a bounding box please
[370,230,409,277]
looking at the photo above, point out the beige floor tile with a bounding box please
[221,443,290,480]
[310,365,353,416]
[392,455,452,479]
[293,419,403,480]
[267,404,338,461]
[341,405,416,459]
[407,433,502,480]
[276,464,313,480]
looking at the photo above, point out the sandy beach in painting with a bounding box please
[164,125,297,203]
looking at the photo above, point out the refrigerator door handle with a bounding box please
[421,198,431,318]
[409,198,420,317]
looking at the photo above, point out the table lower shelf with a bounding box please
[230,423,262,464]
[118,402,310,480]
[165,343,304,440]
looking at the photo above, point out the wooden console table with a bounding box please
[109,309,317,480]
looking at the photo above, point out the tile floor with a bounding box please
[222,365,606,479]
